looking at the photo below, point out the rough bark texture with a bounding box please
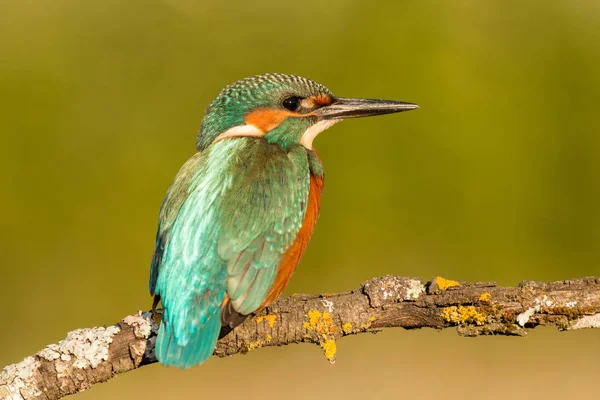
[2,275,599,400]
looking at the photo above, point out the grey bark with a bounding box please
[1,275,599,400]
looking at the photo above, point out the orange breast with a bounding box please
[259,172,324,308]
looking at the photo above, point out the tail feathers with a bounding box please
[156,312,221,369]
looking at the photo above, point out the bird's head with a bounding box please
[197,73,418,151]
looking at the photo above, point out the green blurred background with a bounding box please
[1,0,599,398]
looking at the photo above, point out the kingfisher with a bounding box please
[149,73,418,368]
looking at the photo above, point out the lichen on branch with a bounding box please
[1,275,599,400]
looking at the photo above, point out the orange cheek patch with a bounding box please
[245,109,296,132]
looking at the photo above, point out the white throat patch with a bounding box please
[300,119,341,150]
[212,124,264,144]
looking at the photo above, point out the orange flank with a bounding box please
[244,109,301,133]
[260,170,324,308]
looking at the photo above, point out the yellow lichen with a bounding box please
[359,323,371,330]
[479,292,491,302]
[342,322,353,334]
[308,310,321,326]
[304,309,339,361]
[247,340,263,351]
[304,310,336,335]
[256,314,277,328]
[369,316,377,322]
[322,339,337,362]
[266,334,272,343]
[441,306,487,326]
[435,276,461,290]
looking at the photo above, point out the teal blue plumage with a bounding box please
[148,73,417,369]
[150,138,311,368]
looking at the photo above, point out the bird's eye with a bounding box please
[282,96,301,111]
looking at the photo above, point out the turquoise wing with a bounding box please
[150,138,310,368]
[151,147,228,368]
[219,141,310,316]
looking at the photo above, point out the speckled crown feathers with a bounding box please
[212,73,332,106]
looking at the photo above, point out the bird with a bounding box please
[149,73,418,368]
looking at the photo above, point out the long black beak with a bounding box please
[315,97,419,120]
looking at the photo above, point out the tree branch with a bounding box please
[2,275,600,399]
